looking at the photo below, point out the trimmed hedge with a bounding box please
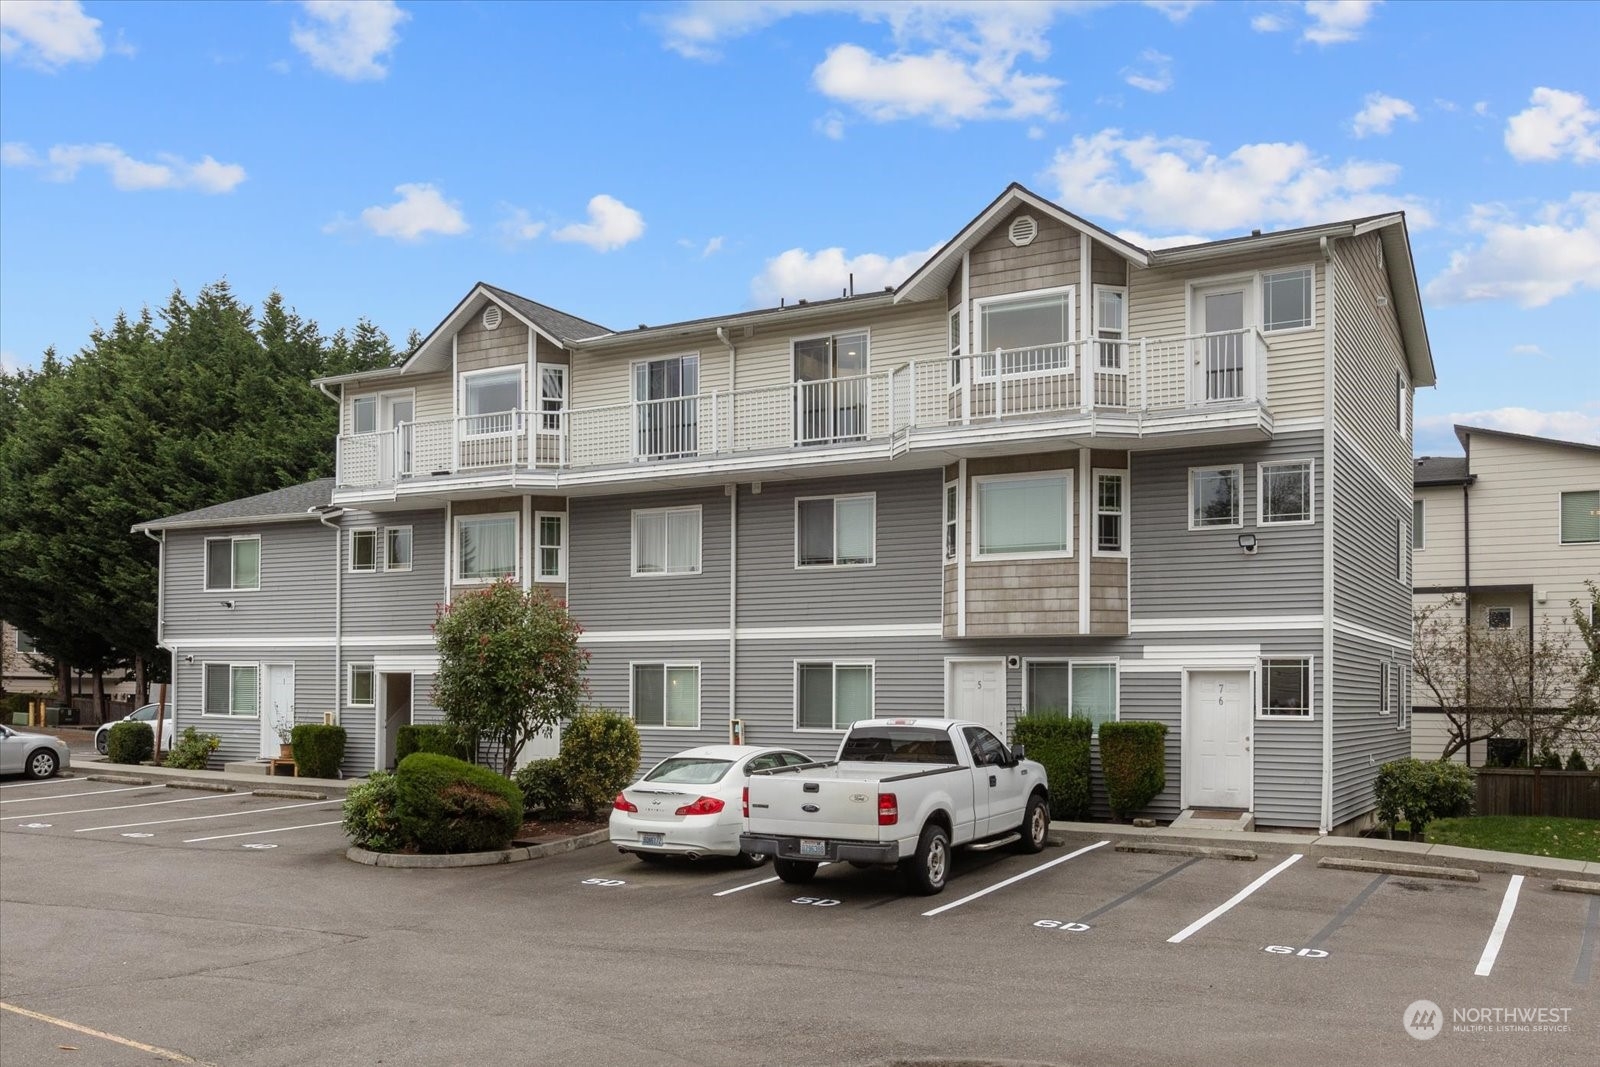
[343,771,403,852]
[107,720,154,765]
[163,727,221,770]
[291,724,347,779]
[1374,758,1474,840]
[514,758,572,817]
[1013,713,1091,820]
[1098,720,1168,820]
[393,752,524,853]
[561,710,641,818]
[396,723,471,763]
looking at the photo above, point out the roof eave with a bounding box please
[132,511,327,534]
[570,292,898,351]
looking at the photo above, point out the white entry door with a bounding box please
[1185,670,1253,809]
[265,664,294,759]
[1191,283,1252,403]
[949,660,1008,739]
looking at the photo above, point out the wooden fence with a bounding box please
[1474,769,1600,819]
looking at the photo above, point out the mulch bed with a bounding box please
[514,815,607,844]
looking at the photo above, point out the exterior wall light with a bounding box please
[1237,533,1258,554]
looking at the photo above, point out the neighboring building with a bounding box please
[134,183,1433,832]
[1,621,53,694]
[1411,427,1600,763]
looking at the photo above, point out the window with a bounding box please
[977,289,1073,375]
[1412,500,1425,550]
[948,309,963,386]
[1261,268,1312,332]
[1261,659,1312,718]
[1395,371,1407,436]
[385,527,412,572]
[352,395,377,435]
[1560,490,1600,544]
[14,630,38,654]
[456,514,517,582]
[1259,461,1313,525]
[1024,661,1118,726]
[349,665,375,707]
[203,663,259,717]
[1396,516,1406,583]
[794,334,868,444]
[964,726,1010,767]
[350,529,377,573]
[635,355,700,459]
[535,512,565,581]
[944,482,959,563]
[632,664,699,728]
[1397,667,1410,730]
[796,662,874,730]
[1189,465,1243,529]
[461,369,522,435]
[1094,470,1128,555]
[205,536,260,591]
[1485,607,1513,630]
[537,365,567,432]
[796,495,875,567]
[974,471,1072,558]
[1379,660,1391,714]
[632,506,701,576]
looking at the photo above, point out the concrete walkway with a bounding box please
[72,755,353,795]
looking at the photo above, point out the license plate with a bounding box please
[640,833,664,847]
[799,838,827,858]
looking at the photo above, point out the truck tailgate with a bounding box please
[747,770,883,841]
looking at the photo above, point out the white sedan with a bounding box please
[94,703,174,755]
[611,745,815,865]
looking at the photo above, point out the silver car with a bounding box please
[0,725,71,779]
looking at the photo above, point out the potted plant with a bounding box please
[274,715,295,760]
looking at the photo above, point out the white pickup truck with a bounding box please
[738,718,1050,895]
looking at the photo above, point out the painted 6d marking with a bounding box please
[582,878,626,887]
[1033,920,1091,932]
[791,896,841,907]
[1265,945,1329,958]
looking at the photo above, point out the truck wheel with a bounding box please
[901,823,950,896]
[1016,793,1049,854]
[774,858,818,884]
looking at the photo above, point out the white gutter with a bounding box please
[1320,235,1336,835]
[141,527,166,650]
[315,506,346,727]
[1153,221,1363,265]
[728,483,738,742]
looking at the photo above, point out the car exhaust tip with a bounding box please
[685,852,701,861]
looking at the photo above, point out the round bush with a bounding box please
[107,720,154,765]
[560,710,641,818]
[343,771,404,852]
[514,758,572,817]
[393,752,524,854]
[163,727,221,770]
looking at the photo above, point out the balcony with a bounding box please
[334,329,1272,492]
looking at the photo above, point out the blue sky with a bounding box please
[1,0,1595,455]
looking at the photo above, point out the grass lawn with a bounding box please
[1425,815,1600,862]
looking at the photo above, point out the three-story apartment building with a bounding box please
[134,184,1434,832]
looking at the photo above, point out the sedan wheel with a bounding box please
[96,732,108,755]
[27,749,59,780]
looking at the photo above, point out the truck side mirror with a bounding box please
[1010,744,1026,763]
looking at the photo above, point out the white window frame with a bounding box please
[792,660,876,733]
[535,363,568,433]
[1412,499,1425,551]
[972,469,1074,561]
[1559,489,1600,545]
[1259,657,1314,720]
[1187,266,1317,337]
[1485,606,1514,630]
[790,330,872,378]
[1395,370,1407,437]
[201,662,260,719]
[944,481,961,564]
[1260,266,1316,334]
[458,366,525,436]
[948,308,963,387]
[351,394,379,435]
[535,511,566,582]
[1378,659,1392,714]
[14,630,38,654]
[794,493,877,569]
[1257,459,1315,526]
[454,512,519,584]
[348,527,378,573]
[348,663,375,708]
[1397,665,1410,731]
[629,662,701,730]
[1092,285,1128,371]
[384,526,413,573]
[203,535,261,592]
[1092,469,1129,557]
[1021,657,1120,724]
[1188,464,1245,531]
[971,285,1077,380]
[1395,515,1407,584]
[631,505,702,577]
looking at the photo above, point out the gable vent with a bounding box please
[1008,215,1039,247]
[482,306,503,330]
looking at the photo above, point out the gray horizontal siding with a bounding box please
[1331,432,1411,636]
[164,523,336,639]
[568,488,730,632]
[584,640,730,769]
[1113,673,1183,821]
[1331,631,1411,826]
[341,508,447,636]
[172,649,335,770]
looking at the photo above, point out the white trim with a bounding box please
[1020,657,1121,722]
[521,496,532,592]
[199,661,261,719]
[1091,467,1130,558]
[1120,644,1261,674]
[943,480,959,566]
[343,634,436,648]
[1257,458,1316,526]
[454,511,520,584]
[575,623,943,645]
[443,499,453,604]
[534,511,567,582]
[1259,264,1317,333]
[971,284,1078,372]
[172,636,335,650]
[373,653,439,674]
[1321,239,1336,837]
[347,527,379,573]
[1258,656,1314,720]
[347,662,376,708]
[581,629,729,645]
[628,660,702,730]
[956,458,968,637]
[972,468,1074,560]
[1558,488,1600,546]
[941,655,1008,721]
[457,365,526,430]
[1412,498,1426,551]
[792,659,876,732]
[202,535,262,592]
[630,504,703,577]
[1188,464,1245,531]
[1130,615,1322,634]
[1179,666,1256,810]
[1331,617,1413,651]
[1378,659,1392,714]
[383,525,413,573]
[1274,416,1325,434]
[1078,448,1091,632]
[793,492,877,569]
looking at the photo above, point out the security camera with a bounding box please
[221,599,236,609]
[183,654,195,664]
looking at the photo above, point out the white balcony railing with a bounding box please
[333,328,1268,488]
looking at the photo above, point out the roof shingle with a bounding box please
[134,478,334,531]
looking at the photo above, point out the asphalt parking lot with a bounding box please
[1,776,1594,1066]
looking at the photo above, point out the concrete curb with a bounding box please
[85,773,152,785]
[164,780,234,793]
[1317,857,1479,882]
[1552,879,1600,895]
[1115,841,1257,861]
[346,827,611,868]
[77,757,355,795]
[256,789,329,800]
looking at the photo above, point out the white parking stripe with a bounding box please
[75,800,336,833]
[1474,874,1524,977]
[922,840,1110,917]
[183,820,344,844]
[0,777,87,789]
[713,862,833,897]
[1,791,252,822]
[1,786,155,804]
[1167,853,1303,943]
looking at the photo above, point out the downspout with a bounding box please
[142,527,168,712]
[316,507,346,731]
[1462,462,1473,765]
[728,483,738,742]
[1319,235,1336,835]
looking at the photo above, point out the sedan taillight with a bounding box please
[878,793,898,826]
[612,793,638,813]
[675,796,726,816]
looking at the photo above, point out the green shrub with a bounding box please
[107,720,154,765]
[291,724,347,779]
[560,710,641,818]
[1538,746,1563,769]
[1374,758,1475,840]
[514,758,572,817]
[393,752,524,853]
[162,727,220,770]
[343,771,403,852]
[396,723,472,763]
[1567,749,1590,772]
[1098,720,1168,820]
[1,692,30,725]
[1013,713,1091,820]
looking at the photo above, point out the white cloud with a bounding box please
[751,243,941,306]
[1113,228,1210,250]
[813,41,1059,124]
[1508,344,1544,357]
[1504,87,1599,164]
[2,141,246,192]
[1303,0,1379,45]
[1472,100,1490,117]
[1418,408,1600,446]
[815,112,846,140]
[1046,128,1431,234]
[357,183,468,241]
[1251,12,1288,32]
[1425,194,1600,308]
[291,0,408,81]
[701,236,725,257]
[0,350,24,374]
[495,206,546,244]
[0,0,104,70]
[1121,49,1172,94]
[552,194,645,252]
[1351,92,1416,138]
